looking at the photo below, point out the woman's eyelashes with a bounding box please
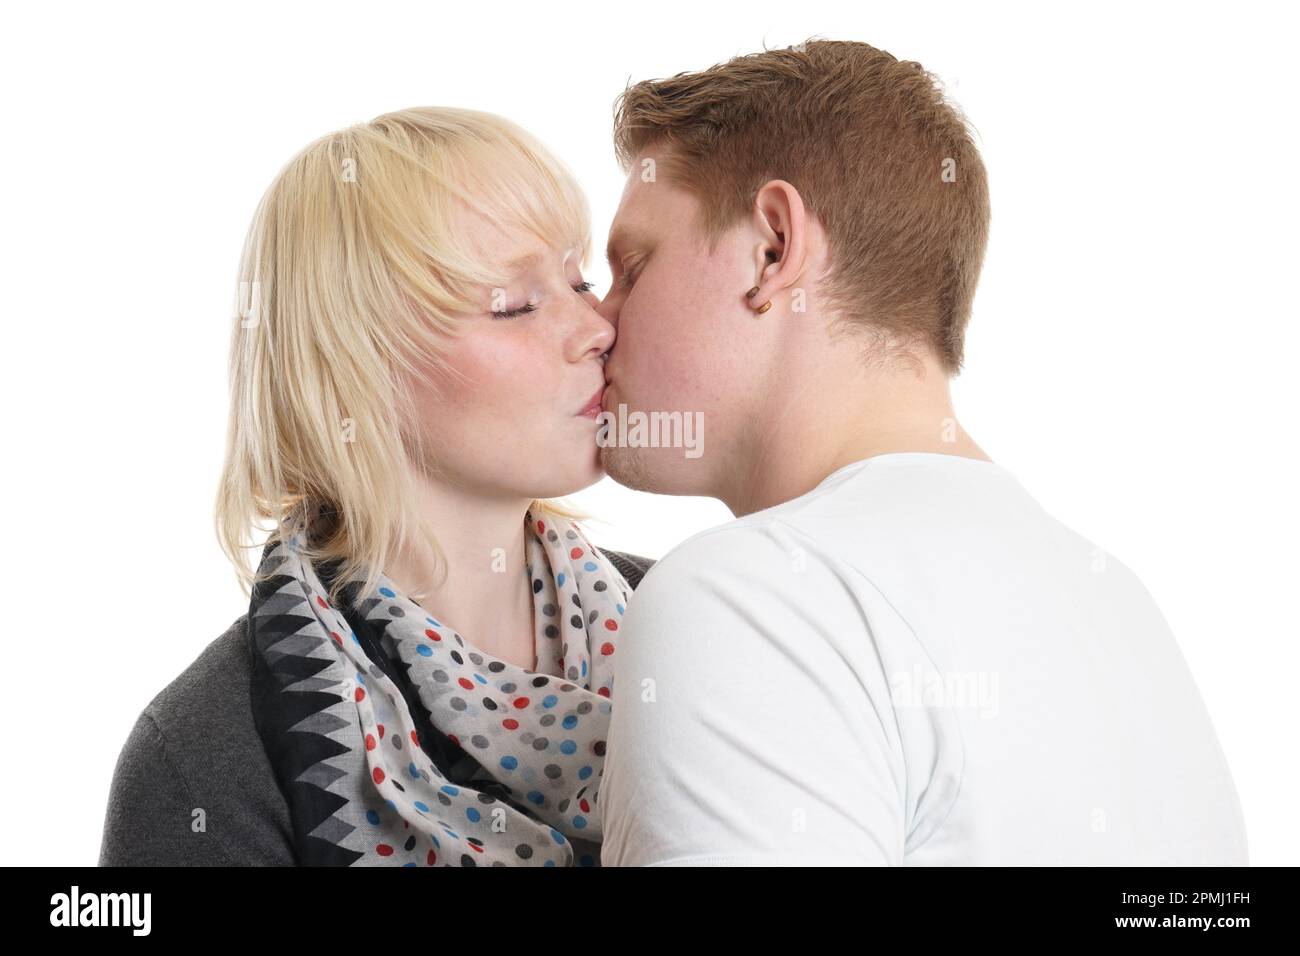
[491,281,598,320]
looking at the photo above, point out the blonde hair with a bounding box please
[216,106,591,607]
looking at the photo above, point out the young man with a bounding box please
[594,40,1248,865]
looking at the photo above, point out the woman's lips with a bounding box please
[578,385,606,418]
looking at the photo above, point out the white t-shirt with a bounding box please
[600,452,1248,866]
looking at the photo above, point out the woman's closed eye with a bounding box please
[492,281,598,320]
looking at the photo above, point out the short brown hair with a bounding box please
[612,39,990,373]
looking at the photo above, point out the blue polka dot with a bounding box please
[355,672,366,684]
[542,694,558,708]
[384,799,397,812]
[466,807,481,823]
[545,859,556,867]
[550,829,566,845]
[617,604,625,614]
[581,659,587,678]
[562,715,578,729]
[559,739,577,755]
[380,587,396,598]
[527,791,545,805]
[403,861,417,867]
[584,561,597,572]
[473,673,488,684]
[573,815,588,829]
[440,785,460,796]
[500,755,518,771]
[426,616,440,627]
[366,809,381,825]
[416,644,433,657]
[414,801,430,813]
[578,766,592,780]
[557,572,566,587]
[408,762,419,778]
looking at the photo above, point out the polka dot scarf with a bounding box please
[246,508,631,866]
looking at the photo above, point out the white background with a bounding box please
[1,0,1295,865]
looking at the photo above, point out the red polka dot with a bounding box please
[317,596,329,610]
[425,629,440,640]
[378,724,386,739]
[354,687,365,702]
[468,843,484,853]
[604,619,619,631]
[600,642,615,656]
[372,767,385,785]
[365,733,376,751]
[502,718,519,730]
[410,730,419,746]
[597,686,611,698]
[537,521,545,533]
[513,697,530,709]
[329,631,342,646]
[570,547,583,559]
[458,677,475,690]
[579,798,591,813]
[427,849,437,865]
[376,843,394,856]
[448,734,461,747]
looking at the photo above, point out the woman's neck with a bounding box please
[383,479,539,671]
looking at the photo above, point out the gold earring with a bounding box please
[745,286,771,315]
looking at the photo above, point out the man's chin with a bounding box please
[599,444,662,494]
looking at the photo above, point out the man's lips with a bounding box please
[577,385,606,418]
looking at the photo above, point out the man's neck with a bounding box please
[724,352,989,517]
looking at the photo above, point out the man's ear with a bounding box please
[748,179,808,306]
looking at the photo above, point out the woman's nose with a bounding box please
[569,299,616,363]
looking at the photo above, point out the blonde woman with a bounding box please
[99,108,652,867]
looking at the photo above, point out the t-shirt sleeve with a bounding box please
[599,520,911,866]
